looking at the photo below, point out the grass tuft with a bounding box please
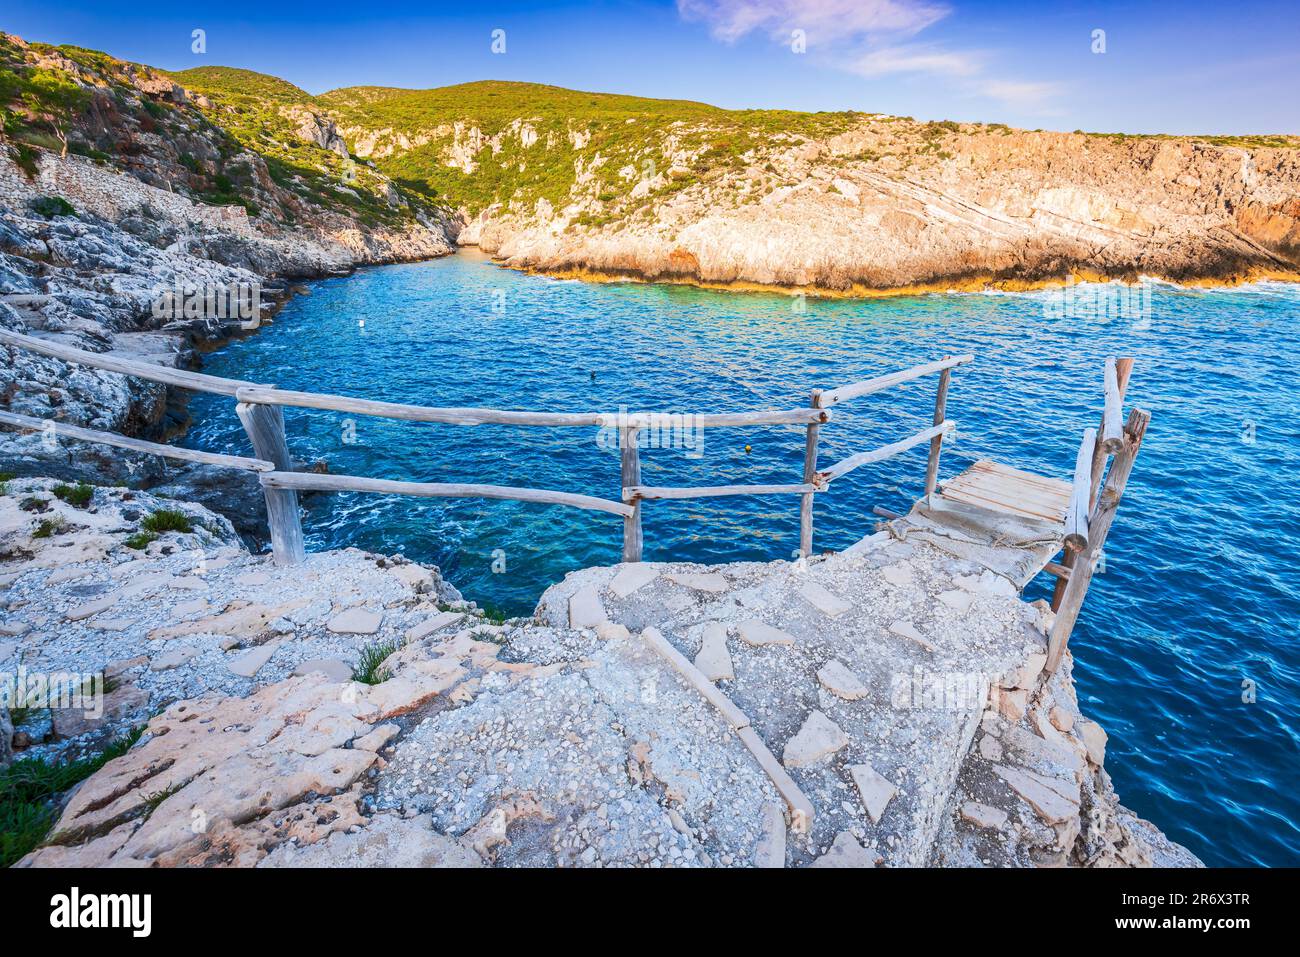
[351,639,399,685]
[124,531,157,550]
[31,516,65,539]
[52,481,93,508]
[141,508,193,534]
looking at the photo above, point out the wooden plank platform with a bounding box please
[861,459,1071,591]
[938,459,1072,525]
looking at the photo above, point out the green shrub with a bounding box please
[124,531,157,550]
[352,640,399,685]
[0,727,144,867]
[52,481,92,508]
[9,143,38,178]
[30,196,75,217]
[31,516,65,538]
[141,508,192,534]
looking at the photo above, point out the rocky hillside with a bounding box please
[7,31,1298,294]
[302,79,1300,290]
[0,32,459,504]
[0,33,457,266]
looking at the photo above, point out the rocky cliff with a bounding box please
[1,479,1199,868]
[460,121,1300,292]
[0,33,459,508]
[319,83,1300,291]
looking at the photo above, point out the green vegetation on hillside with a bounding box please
[171,66,432,225]
[5,31,1298,234]
[1,726,144,868]
[319,80,864,216]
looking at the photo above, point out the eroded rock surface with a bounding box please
[5,479,1200,868]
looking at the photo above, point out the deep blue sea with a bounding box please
[180,250,1300,866]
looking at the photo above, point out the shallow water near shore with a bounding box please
[180,249,1300,866]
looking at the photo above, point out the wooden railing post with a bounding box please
[799,389,823,558]
[620,425,643,562]
[1046,407,1150,673]
[924,366,951,502]
[236,401,305,566]
[1055,357,1134,611]
[1091,357,1134,509]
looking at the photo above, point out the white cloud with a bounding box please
[677,0,1064,114]
[848,44,982,78]
[676,0,950,45]
[973,79,1064,111]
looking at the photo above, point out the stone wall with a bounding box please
[0,149,251,235]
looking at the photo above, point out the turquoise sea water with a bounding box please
[180,250,1300,866]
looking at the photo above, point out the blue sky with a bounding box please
[3,0,1297,134]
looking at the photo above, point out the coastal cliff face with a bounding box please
[471,127,1300,291]
[0,34,460,270]
[5,32,1299,298]
[318,83,1300,291]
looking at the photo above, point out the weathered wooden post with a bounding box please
[236,401,306,566]
[1091,356,1134,507]
[1046,407,1150,673]
[1063,426,1096,550]
[620,424,643,562]
[799,389,823,558]
[923,366,952,502]
[1054,357,1133,610]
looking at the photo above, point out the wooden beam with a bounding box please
[1101,357,1124,453]
[0,328,258,397]
[923,366,952,501]
[652,409,829,428]
[1064,427,1096,550]
[818,355,973,408]
[235,386,828,429]
[237,386,606,427]
[1046,408,1151,673]
[818,422,954,484]
[236,403,306,566]
[620,426,643,561]
[0,409,273,472]
[626,482,817,501]
[1090,357,1133,510]
[1043,560,1073,580]
[261,469,635,518]
[799,388,823,558]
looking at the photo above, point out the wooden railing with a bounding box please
[0,327,969,567]
[1046,356,1147,672]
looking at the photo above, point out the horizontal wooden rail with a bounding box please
[0,328,262,397]
[656,409,829,428]
[260,470,634,517]
[818,355,973,409]
[818,422,955,484]
[625,482,817,501]
[236,386,607,427]
[0,409,273,471]
[4,329,978,569]
[236,386,829,429]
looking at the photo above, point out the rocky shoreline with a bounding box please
[487,256,1300,301]
[1,480,1200,867]
[0,146,460,539]
[455,125,1300,294]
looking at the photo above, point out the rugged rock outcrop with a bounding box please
[3,479,1200,868]
[470,129,1300,292]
